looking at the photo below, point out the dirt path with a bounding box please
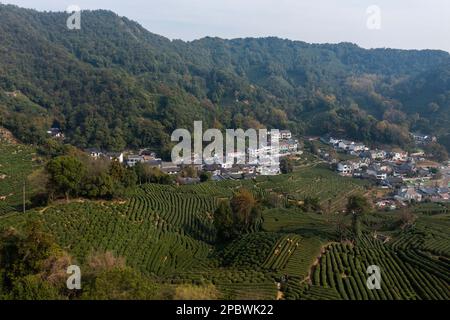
[301,241,341,285]
[276,290,284,300]
[38,206,50,214]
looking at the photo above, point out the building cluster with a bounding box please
[47,127,64,139]
[322,136,450,207]
[325,137,369,154]
[85,130,301,181]
[411,133,437,146]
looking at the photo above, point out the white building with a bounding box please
[348,143,367,152]
[337,140,358,151]
[376,172,387,181]
[256,165,280,176]
[280,130,292,140]
[370,150,387,160]
[86,148,103,159]
[280,139,298,153]
[247,146,279,159]
[161,162,180,175]
[106,152,124,163]
[392,151,408,162]
[396,187,423,202]
[47,128,64,138]
[329,137,340,145]
[337,162,353,176]
[126,155,145,167]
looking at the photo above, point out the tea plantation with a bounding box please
[0,143,448,300]
[0,142,39,211]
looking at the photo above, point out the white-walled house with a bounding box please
[47,127,63,138]
[391,151,408,162]
[338,141,351,150]
[256,165,280,176]
[396,187,423,202]
[106,152,124,163]
[370,150,387,160]
[161,162,180,175]
[348,143,367,152]
[337,162,353,176]
[329,137,340,145]
[375,172,387,180]
[86,148,103,159]
[280,130,292,140]
[280,139,298,153]
[126,155,145,167]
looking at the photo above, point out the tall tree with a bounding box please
[46,156,86,201]
[230,189,256,227]
[213,201,235,242]
[280,158,294,174]
[346,195,370,239]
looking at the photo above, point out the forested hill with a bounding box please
[1,4,450,155]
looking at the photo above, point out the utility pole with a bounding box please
[22,180,26,213]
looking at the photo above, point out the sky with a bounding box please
[2,0,450,52]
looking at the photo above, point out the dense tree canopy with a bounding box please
[45,154,138,201]
[0,4,449,155]
[0,222,172,300]
[46,156,86,200]
[214,189,261,242]
[346,195,371,239]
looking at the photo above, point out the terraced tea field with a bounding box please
[128,184,217,243]
[0,142,39,212]
[413,202,450,215]
[306,239,450,300]
[221,232,283,269]
[0,149,448,300]
[390,214,450,256]
[263,208,337,239]
[254,165,368,211]
[0,201,214,275]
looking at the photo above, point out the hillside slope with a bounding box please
[0,4,449,154]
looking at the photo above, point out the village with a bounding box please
[316,134,450,209]
[74,129,302,183]
[46,126,450,208]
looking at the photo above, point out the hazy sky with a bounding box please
[2,0,450,52]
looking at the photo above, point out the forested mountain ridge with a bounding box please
[1,4,449,155]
